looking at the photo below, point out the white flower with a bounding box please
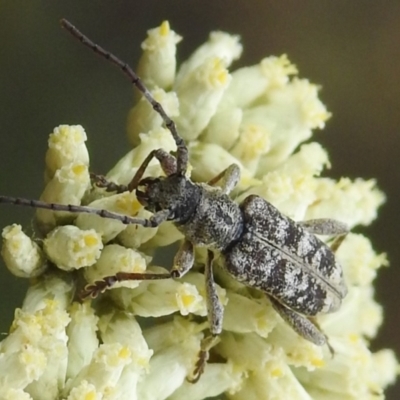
[66,302,99,379]
[0,275,72,398]
[36,161,90,232]
[137,21,182,91]
[45,124,89,182]
[44,225,103,271]
[1,224,46,277]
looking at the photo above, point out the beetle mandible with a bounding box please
[0,19,349,382]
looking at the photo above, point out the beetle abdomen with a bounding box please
[222,194,347,316]
[223,233,341,316]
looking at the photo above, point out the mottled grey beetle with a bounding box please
[0,19,348,382]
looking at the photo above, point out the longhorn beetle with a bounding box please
[0,19,349,382]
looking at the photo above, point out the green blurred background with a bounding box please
[0,1,399,397]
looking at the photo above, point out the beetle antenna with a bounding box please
[0,195,151,226]
[60,18,188,174]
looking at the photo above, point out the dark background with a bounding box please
[0,1,399,398]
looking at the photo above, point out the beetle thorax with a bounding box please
[177,184,244,252]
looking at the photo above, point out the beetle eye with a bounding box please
[154,203,163,212]
[135,189,148,205]
[139,177,159,187]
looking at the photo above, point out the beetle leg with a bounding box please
[308,316,335,356]
[298,218,348,236]
[268,295,332,351]
[207,164,241,195]
[298,219,348,253]
[82,233,188,300]
[90,173,128,193]
[328,234,347,253]
[81,270,172,300]
[170,240,194,278]
[127,148,177,191]
[90,149,176,193]
[188,250,223,383]
[81,225,186,300]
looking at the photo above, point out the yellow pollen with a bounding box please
[311,358,325,368]
[72,164,86,175]
[84,235,99,247]
[160,20,170,36]
[213,59,228,84]
[11,241,21,251]
[217,70,228,84]
[21,352,34,364]
[73,131,83,143]
[131,197,142,212]
[85,392,96,400]
[120,254,130,266]
[119,346,131,359]
[271,368,283,377]
[73,242,82,252]
[181,293,195,307]
[349,333,360,343]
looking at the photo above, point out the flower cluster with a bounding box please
[1,21,398,399]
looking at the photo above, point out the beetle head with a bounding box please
[136,174,201,223]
